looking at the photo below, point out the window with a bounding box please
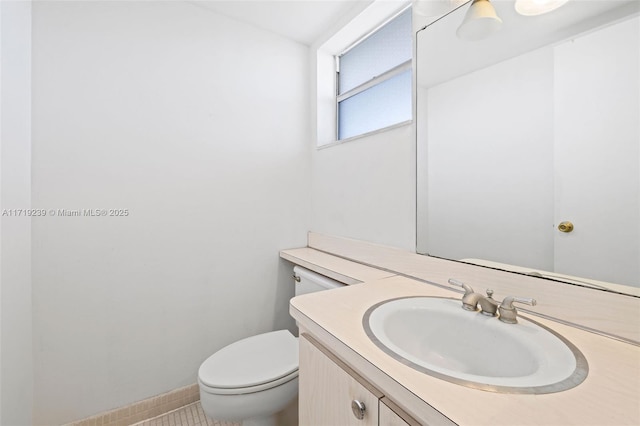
[336,7,412,141]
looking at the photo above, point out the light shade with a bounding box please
[515,0,570,16]
[413,0,466,18]
[456,0,503,41]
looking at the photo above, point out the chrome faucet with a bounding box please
[447,279,497,315]
[448,279,536,322]
[477,289,499,316]
[498,296,537,324]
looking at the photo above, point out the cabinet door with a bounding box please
[299,334,380,426]
[380,398,422,426]
[380,403,410,426]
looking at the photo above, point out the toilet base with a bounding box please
[199,377,298,424]
[242,415,276,426]
[240,391,298,426]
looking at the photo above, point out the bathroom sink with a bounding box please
[363,297,588,394]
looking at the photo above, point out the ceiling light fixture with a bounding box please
[456,0,503,41]
[515,0,570,16]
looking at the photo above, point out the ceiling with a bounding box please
[192,0,370,46]
[417,0,640,88]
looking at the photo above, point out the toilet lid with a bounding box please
[198,330,299,389]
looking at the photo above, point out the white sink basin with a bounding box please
[364,297,588,394]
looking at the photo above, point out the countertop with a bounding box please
[282,239,640,425]
[291,275,640,425]
[281,247,395,285]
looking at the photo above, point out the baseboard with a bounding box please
[65,384,200,426]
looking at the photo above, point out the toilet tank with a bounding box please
[293,266,344,296]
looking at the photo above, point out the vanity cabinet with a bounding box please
[379,400,417,426]
[299,334,380,425]
[299,334,419,426]
[285,239,640,426]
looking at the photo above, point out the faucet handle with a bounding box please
[447,278,474,295]
[498,296,537,324]
[502,296,537,308]
[448,279,481,311]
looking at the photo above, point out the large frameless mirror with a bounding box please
[416,0,640,296]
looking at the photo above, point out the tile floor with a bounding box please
[132,402,240,426]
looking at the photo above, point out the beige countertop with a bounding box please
[282,236,640,425]
[304,233,640,344]
[290,275,640,425]
[281,247,396,285]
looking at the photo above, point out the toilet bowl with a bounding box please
[198,266,344,425]
[199,330,299,426]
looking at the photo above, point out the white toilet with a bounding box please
[198,266,344,426]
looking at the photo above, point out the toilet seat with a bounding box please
[198,330,299,395]
[199,369,298,395]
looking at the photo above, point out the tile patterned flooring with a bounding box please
[132,402,240,426]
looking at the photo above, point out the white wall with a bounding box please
[0,1,34,424]
[311,124,415,251]
[31,1,310,424]
[553,16,639,286]
[309,1,416,252]
[424,48,555,270]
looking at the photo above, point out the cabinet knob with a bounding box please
[351,400,366,420]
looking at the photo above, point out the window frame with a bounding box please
[334,5,413,142]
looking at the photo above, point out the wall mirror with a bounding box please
[416,0,640,296]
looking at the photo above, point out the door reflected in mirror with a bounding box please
[416,0,640,296]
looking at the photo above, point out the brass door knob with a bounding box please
[558,221,574,233]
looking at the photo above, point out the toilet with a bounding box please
[198,266,344,426]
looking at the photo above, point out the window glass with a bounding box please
[338,69,412,140]
[336,7,412,141]
[338,8,412,95]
